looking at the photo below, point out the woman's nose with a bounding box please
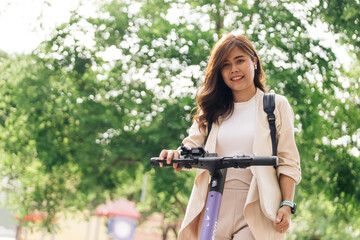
[231,65,239,73]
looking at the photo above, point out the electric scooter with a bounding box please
[150,145,278,240]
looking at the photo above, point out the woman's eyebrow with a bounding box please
[234,55,245,59]
[224,55,245,62]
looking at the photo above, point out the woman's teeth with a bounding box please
[232,76,244,81]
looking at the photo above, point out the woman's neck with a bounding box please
[233,86,257,102]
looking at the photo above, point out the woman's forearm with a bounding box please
[274,174,297,232]
[279,174,296,202]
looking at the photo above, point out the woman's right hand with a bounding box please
[159,149,183,172]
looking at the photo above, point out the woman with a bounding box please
[159,34,301,240]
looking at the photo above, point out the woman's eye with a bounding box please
[237,59,244,63]
[222,63,229,68]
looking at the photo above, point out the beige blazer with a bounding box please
[178,89,301,240]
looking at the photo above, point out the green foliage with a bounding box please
[0,0,359,239]
[289,193,360,240]
[314,0,360,59]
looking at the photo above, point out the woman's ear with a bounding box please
[253,57,258,69]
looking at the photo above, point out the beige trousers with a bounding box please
[197,178,255,240]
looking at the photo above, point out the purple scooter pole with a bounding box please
[200,169,227,240]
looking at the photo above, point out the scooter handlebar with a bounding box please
[150,155,278,169]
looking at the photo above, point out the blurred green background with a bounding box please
[0,0,359,239]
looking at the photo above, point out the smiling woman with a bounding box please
[158,34,301,240]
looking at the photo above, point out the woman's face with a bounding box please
[220,46,257,102]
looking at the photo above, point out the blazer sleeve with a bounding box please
[276,95,302,184]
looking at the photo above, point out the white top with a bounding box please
[216,95,256,182]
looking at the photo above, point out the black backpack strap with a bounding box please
[263,93,277,157]
[204,120,212,146]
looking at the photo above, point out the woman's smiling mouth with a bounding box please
[231,75,245,81]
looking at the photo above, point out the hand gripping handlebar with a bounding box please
[151,145,278,172]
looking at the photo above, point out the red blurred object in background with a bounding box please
[15,211,55,223]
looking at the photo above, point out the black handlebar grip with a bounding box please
[150,157,181,167]
[252,156,278,166]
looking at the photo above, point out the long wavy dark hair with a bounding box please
[193,34,267,132]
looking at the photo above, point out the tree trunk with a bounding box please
[171,225,178,239]
[162,225,169,240]
[161,213,169,240]
[15,220,22,240]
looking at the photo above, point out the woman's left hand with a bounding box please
[273,206,291,233]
